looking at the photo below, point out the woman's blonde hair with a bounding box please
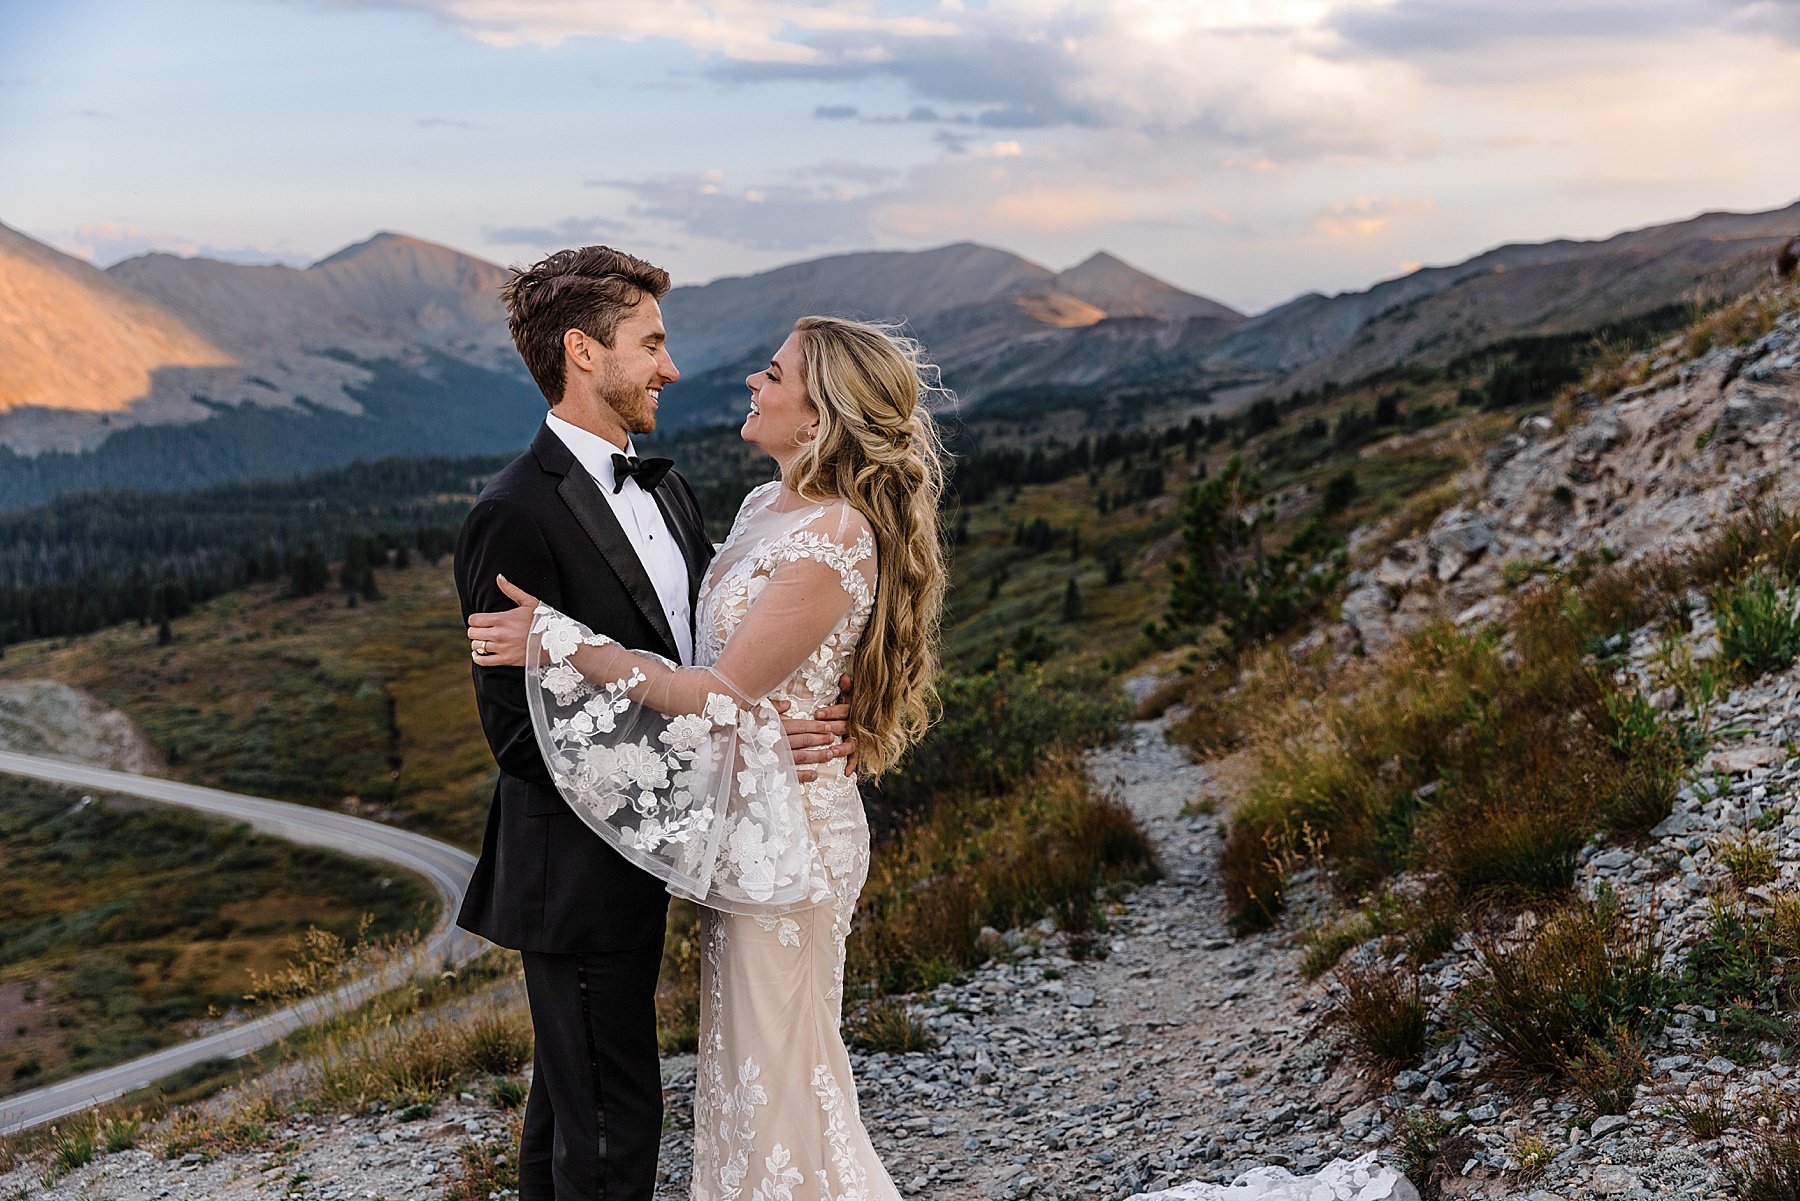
[785,315,948,778]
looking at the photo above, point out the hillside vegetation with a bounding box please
[0,776,432,1099]
[1138,279,1800,1193]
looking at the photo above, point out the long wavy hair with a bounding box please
[785,316,949,778]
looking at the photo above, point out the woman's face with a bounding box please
[742,332,819,464]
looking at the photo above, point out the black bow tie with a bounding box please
[610,453,674,494]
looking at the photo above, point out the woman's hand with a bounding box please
[467,574,540,667]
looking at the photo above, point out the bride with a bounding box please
[468,315,1412,1201]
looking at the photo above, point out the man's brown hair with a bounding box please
[501,246,672,405]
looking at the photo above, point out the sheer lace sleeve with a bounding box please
[523,503,875,913]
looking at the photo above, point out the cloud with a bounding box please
[593,170,886,250]
[53,223,310,267]
[482,216,630,246]
[1322,0,1800,82]
[313,1,1435,161]
[1313,196,1437,240]
[309,0,958,62]
[417,116,479,129]
[1328,0,1800,55]
[793,160,900,185]
[592,140,1190,254]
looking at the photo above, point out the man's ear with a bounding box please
[563,327,594,376]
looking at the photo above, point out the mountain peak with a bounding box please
[311,230,475,270]
[1053,251,1242,322]
[1071,250,1130,271]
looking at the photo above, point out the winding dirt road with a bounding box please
[0,750,486,1136]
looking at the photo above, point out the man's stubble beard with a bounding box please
[597,359,657,435]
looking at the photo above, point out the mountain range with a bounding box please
[0,199,1795,506]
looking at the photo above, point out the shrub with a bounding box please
[1717,831,1780,890]
[847,993,938,1054]
[848,759,1159,995]
[877,659,1126,817]
[1717,572,1800,681]
[1330,964,1427,1072]
[1458,897,1665,1082]
[1564,1024,1649,1115]
[1668,1094,1735,1140]
[1729,1119,1800,1201]
[1679,898,1800,1056]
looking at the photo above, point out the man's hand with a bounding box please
[779,674,856,783]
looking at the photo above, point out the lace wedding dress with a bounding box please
[524,480,899,1201]
[1125,1152,1415,1201]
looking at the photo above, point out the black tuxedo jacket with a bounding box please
[453,423,712,953]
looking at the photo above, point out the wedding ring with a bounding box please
[476,640,489,655]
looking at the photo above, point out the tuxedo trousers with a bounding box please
[519,937,665,1201]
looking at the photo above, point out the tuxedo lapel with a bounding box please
[649,484,710,612]
[533,425,682,662]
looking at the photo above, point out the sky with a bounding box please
[3,0,1798,314]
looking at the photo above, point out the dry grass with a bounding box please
[1329,964,1428,1072]
[1456,897,1665,1085]
[444,1108,526,1201]
[846,993,939,1054]
[1729,1109,1800,1201]
[1681,285,1800,359]
[849,757,1160,994]
[1564,1025,1650,1116]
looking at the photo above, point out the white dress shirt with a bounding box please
[545,411,694,665]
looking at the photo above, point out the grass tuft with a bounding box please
[1330,964,1428,1073]
[847,993,939,1054]
[1728,1117,1800,1201]
[1564,1024,1649,1116]
[1717,830,1780,890]
[1458,897,1664,1084]
[1668,1093,1736,1140]
[444,1109,525,1201]
[1717,571,1800,682]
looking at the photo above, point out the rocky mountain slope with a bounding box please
[0,222,235,450]
[1339,301,1800,654]
[1216,201,1800,386]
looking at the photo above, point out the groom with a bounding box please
[453,245,844,1200]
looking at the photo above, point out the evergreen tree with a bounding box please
[1062,578,1083,622]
